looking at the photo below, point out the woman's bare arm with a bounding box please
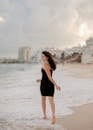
[44,64,61,91]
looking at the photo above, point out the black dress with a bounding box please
[40,68,55,96]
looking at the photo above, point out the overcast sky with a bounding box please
[0,0,93,58]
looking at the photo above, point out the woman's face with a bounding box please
[41,54,48,62]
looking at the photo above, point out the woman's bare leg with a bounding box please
[41,96,47,119]
[48,96,56,124]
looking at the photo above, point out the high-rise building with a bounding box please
[18,47,31,62]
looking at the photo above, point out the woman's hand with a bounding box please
[55,85,61,91]
[36,79,41,83]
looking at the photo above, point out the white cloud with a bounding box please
[0,0,93,57]
[78,22,91,38]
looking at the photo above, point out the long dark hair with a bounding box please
[42,51,56,71]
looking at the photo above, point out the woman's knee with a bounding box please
[48,97,55,105]
[42,96,46,103]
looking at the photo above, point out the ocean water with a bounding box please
[0,63,93,129]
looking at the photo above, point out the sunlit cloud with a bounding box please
[0,16,5,23]
[78,22,91,38]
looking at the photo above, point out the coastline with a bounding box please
[57,103,93,130]
[56,63,93,130]
[0,63,93,130]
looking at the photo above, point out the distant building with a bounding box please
[82,37,93,63]
[30,47,63,64]
[64,46,83,57]
[18,47,31,63]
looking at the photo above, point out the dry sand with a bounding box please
[57,103,93,130]
[61,63,93,78]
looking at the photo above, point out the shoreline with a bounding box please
[0,63,93,130]
[57,103,93,130]
[0,103,93,130]
[57,63,93,78]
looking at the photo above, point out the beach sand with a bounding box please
[57,63,93,130]
[57,103,93,130]
[61,63,93,78]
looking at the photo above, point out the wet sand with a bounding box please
[57,103,93,130]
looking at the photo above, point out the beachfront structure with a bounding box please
[30,47,63,63]
[64,46,83,57]
[82,37,93,64]
[18,47,31,62]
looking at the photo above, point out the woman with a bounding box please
[37,51,61,124]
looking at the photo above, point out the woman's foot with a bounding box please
[43,115,47,119]
[51,115,56,124]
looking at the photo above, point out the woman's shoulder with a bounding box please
[44,62,51,70]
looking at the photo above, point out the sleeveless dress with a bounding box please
[40,68,55,96]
